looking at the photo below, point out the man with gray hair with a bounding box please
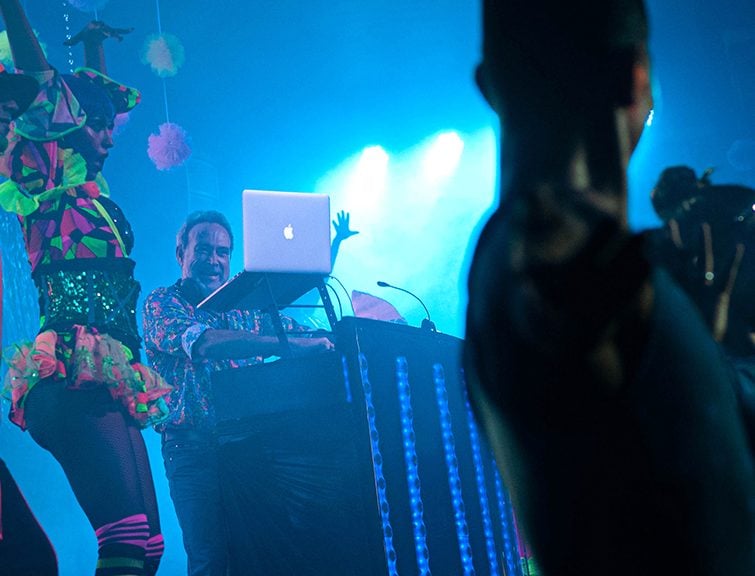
[143,210,336,575]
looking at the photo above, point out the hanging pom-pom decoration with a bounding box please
[147,122,191,171]
[141,33,185,78]
[67,0,110,13]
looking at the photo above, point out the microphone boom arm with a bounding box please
[376,281,436,331]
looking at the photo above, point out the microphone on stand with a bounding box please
[376,281,437,332]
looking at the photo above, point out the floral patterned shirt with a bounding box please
[142,280,267,431]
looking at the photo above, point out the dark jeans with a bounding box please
[161,428,228,576]
[466,213,755,576]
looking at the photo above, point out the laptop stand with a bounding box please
[196,271,338,356]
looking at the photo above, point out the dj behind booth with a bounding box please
[143,193,522,576]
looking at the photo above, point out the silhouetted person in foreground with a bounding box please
[464,2,755,575]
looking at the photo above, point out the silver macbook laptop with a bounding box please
[242,189,332,275]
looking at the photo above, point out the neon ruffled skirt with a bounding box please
[3,325,171,430]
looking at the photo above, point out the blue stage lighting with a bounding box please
[358,145,390,185]
[422,131,465,183]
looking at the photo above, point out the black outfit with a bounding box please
[0,458,58,576]
[646,188,755,451]
[465,202,755,576]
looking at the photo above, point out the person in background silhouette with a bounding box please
[647,165,755,451]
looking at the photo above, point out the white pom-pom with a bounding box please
[147,122,192,171]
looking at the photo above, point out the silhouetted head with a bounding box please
[652,166,755,228]
[477,0,650,127]
[651,166,705,222]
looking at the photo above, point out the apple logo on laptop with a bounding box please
[283,224,294,240]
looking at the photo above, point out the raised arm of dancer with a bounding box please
[0,0,49,72]
[64,20,133,75]
[330,210,359,267]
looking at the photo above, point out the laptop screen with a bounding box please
[241,189,332,275]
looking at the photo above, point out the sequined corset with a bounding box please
[34,259,141,352]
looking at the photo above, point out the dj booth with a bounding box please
[203,274,523,575]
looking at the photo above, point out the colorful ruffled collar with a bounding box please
[0,147,110,216]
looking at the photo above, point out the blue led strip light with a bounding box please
[357,353,399,576]
[493,467,521,576]
[395,356,432,575]
[341,354,353,403]
[461,379,501,575]
[432,363,476,575]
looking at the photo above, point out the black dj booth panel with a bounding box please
[212,317,521,576]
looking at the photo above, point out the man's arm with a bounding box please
[192,329,282,360]
[192,329,334,360]
[330,210,358,267]
[144,287,334,362]
[143,287,209,358]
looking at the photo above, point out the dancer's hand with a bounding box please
[64,21,133,46]
[332,210,359,242]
